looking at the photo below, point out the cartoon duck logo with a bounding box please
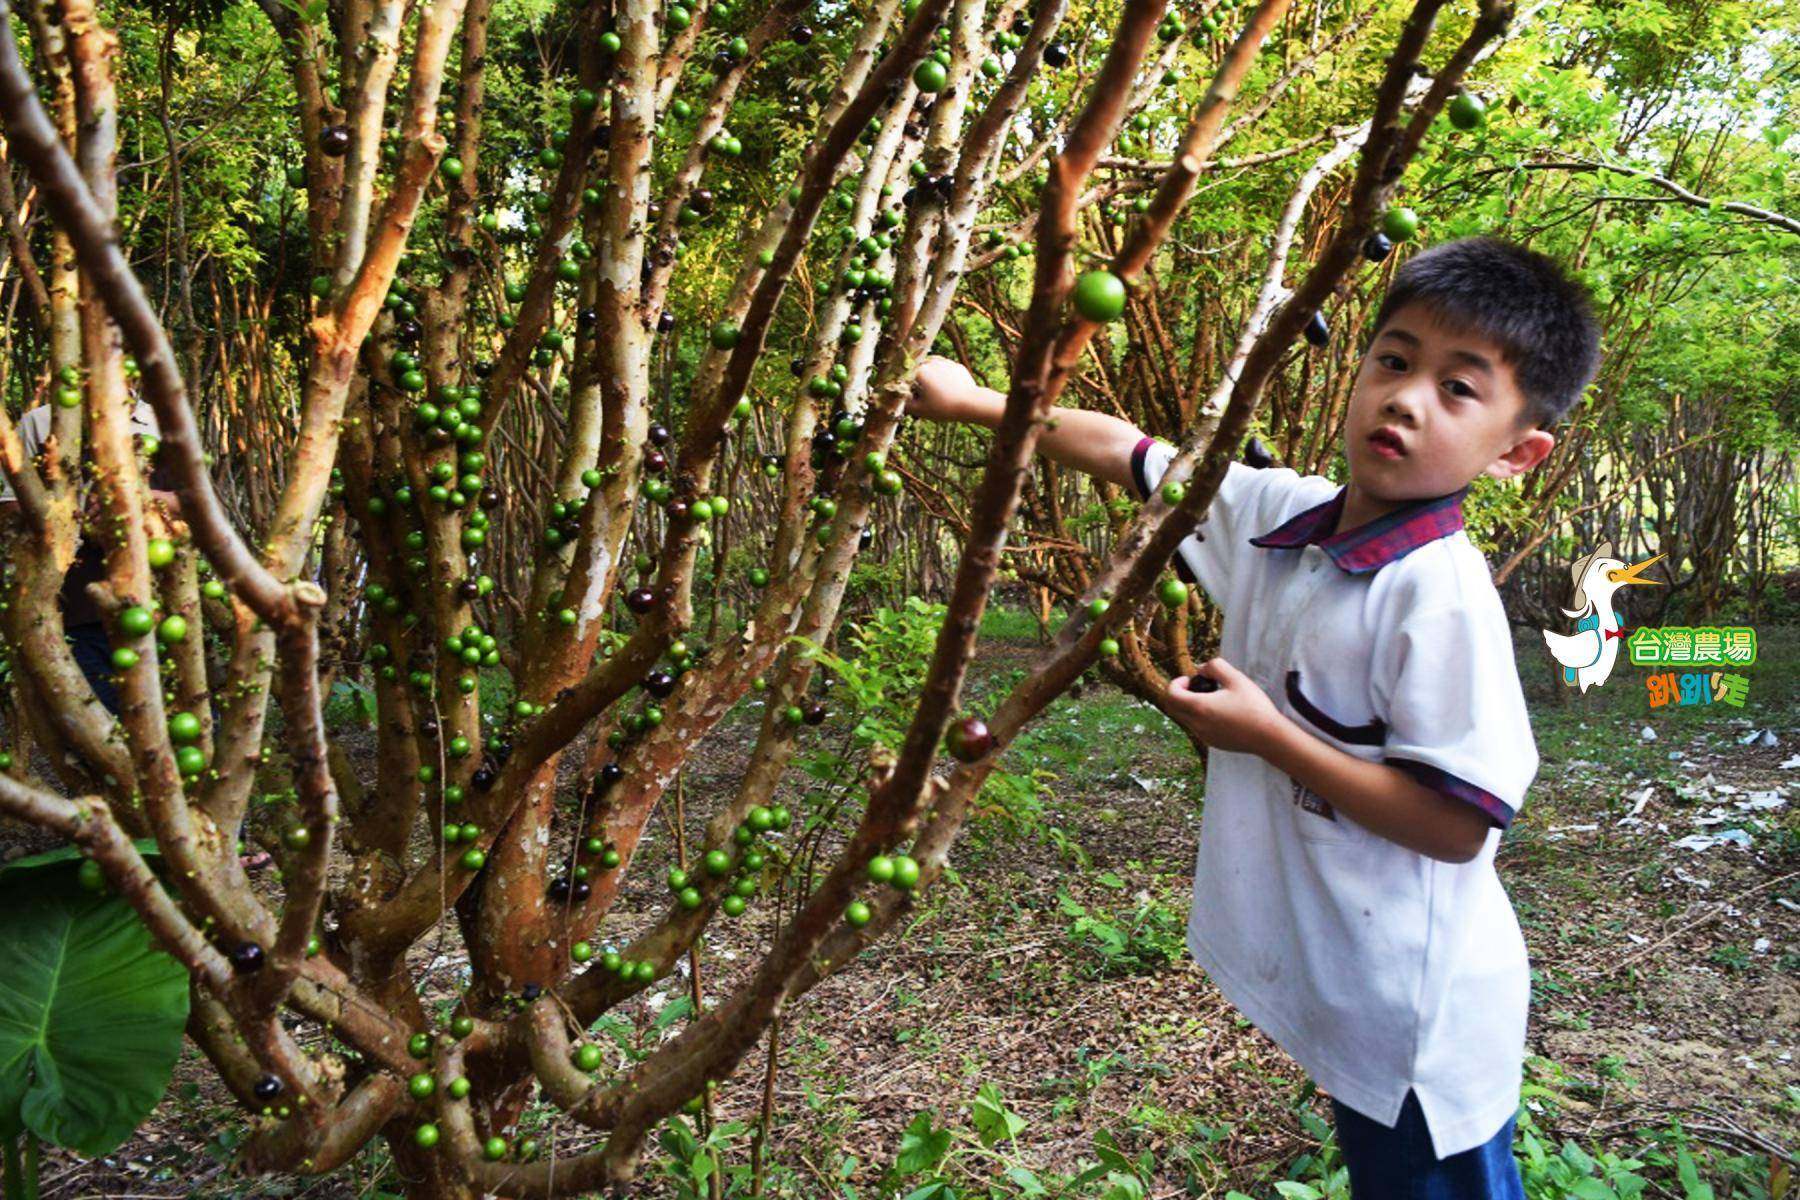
[1542,540,1665,692]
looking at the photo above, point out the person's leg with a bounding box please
[64,621,120,714]
[1332,1089,1525,1200]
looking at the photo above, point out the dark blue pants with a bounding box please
[67,621,120,713]
[1332,1090,1524,1200]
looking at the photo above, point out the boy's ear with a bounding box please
[1484,426,1554,481]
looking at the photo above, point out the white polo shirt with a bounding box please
[1132,436,1538,1159]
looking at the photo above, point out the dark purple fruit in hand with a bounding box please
[252,1074,284,1102]
[1241,435,1275,470]
[1303,311,1329,347]
[1186,674,1220,694]
[801,701,828,725]
[945,716,993,762]
[625,587,658,614]
[1362,232,1393,261]
[230,942,266,974]
[321,124,351,156]
[644,670,677,698]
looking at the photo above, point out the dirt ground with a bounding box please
[6,624,1795,1198]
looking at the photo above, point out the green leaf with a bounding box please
[1675,1144,1714,1200]
[653,995,694,1033]
[970,1082,1026,1148]
[1567,1179,1618,1200]
[1275,1182,1323,1199]
[0,863,189,1155]
[1002,1164,1048,1196]
[895,1111,951,1174]
[0,838,161,878]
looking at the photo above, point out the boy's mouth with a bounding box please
[1368,427,1407,458]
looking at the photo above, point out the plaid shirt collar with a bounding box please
[1247,483,1471,574]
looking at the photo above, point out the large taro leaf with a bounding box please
[0,855,188,1156]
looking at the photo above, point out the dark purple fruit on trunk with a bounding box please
[643,670,677,698]
[520,983,542,1001]
[945,716,993,762]
[657,311,676,333]
[321,124,351,155]
[790,21,814,43]
[548,877,572,901]
[801,700,828,725]
[577,307,598,331]
[480,488,501,509]
[473,359,494,378]
[1303,311,1329,347]
[571,880,592,901]
[1241,435,1275,470]
[458,579,480,601]
[592,123,611,149]
[859,526,873,549]
[644,450,668,473]
[420,718,440,738]
[230,941,266,974]
[252,1074,284,1102]
[689,188,715,216]
[666,500,690,522]
[790,358,807,376]
[1044,43,1069,66]
[473,764,497,791]
[626,587,658,614]
[1362,232,1394,261]
[600,761,625,785]
[648,423,671,445]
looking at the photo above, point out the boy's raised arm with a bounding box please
[908,355,1144,491]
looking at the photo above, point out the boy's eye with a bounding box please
[1377,354,1406,371]
[1446,380,1478,399]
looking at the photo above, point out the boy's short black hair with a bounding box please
[1369,236,1602,430]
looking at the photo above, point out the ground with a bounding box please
[6,613,1795,1199]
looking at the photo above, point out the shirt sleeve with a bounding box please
[1372,602,1539,828]
[0,408,49,504]
[1127,436,1265,605]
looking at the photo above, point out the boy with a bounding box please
[907,236,1602,1198]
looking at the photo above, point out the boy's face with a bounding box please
[1343,301,1555,504]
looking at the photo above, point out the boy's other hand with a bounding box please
[907,355,980,423]
[1164,657,1287,756]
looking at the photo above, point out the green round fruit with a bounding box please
[409,1033,432,1058]
[1160,481,1186,505]
[77,858,105,893]
[1157,577,1189,607]
[118,606,155,637]
[704,849,732,876]
[890,855,920,890]
[440,156,464,180]
[176,746,206,776]
[414,1123,440,1149]
[845,900,873,927]
[722,895,747,917]
[1448,92,1486,130]
[451,1015,475,1038]
[483,1136,508,1161]
[1099,637,1120,657]
[1382,206,1419,242]
[867,854,896,884]
[168,711,202,743]
[447,1076,471,1099]
[1085,597,1110,620]
[913,59,949,92]
[460,847,487,870]
[599,30,622,53]
[408,1072,435,1099]
[575,1042,604,1071]
[710,320,740,350]
[146,537,176,568]
[1073,270,1127,322]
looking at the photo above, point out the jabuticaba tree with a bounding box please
[0,0,1513,1189]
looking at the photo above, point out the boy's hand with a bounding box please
[907,355,982,424]
[1164,657,1288,756]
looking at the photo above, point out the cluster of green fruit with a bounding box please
[600,634,703,749]
[668,802,792,920]
[844,850,923,927]
[112,602,190,669]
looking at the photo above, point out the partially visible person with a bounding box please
[0,397,271,870]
